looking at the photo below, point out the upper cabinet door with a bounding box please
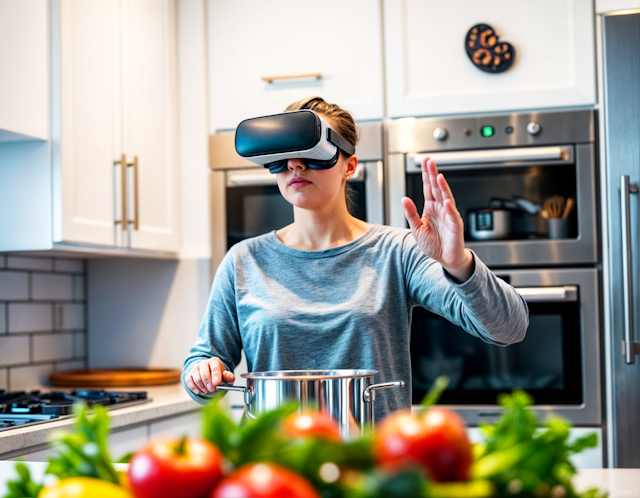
[207,0,384,132]
[57,0,121,246]
[123,0,180,252]
[383,0,596,118]
[0,0,49,141]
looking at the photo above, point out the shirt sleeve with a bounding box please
[401,233,529,346]
[182,249,243,404]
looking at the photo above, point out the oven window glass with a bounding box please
[226,182,367,249]
[406,164,579,240]
[410,300,582,405]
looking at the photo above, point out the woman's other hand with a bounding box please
[185,357,236,395]
[402,157,474,282]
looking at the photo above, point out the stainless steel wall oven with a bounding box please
[386,110,602,427]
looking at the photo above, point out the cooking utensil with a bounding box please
[543,195,566,219]
[562,198,575,219]
[216,369,404,439]
[49,368,181,387]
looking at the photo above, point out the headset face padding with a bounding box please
[264,149,341,173]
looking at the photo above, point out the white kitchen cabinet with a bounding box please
[56,0,122,247]
[149,411,201,440]
[0,0,49,141]
[207,0,384,131]
[383,0,596,118]
[596,0,640,13]
[53,0,180,252]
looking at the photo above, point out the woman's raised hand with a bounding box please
[402,157,474,282]
[185,357,236,395]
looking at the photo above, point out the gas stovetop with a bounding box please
[0,390,150,432]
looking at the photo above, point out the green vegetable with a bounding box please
[473,391,606,498]
[46,403,121,484]
[1,462,42,498]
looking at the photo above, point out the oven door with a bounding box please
[224,161,384,249]
[388,144,598,267]
[410,268,601,426]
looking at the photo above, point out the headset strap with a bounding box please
[327,128,356,157]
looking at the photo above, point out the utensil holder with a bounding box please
[548,218,570,239]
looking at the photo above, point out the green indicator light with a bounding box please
[481,126,494,137]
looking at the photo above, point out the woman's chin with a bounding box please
[286,195,325,211]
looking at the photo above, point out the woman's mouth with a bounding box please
[289,177,312,189]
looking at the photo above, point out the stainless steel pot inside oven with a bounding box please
[216,369,404,439]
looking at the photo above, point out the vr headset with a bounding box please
[235,110,356,174]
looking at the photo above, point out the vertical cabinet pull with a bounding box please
[621,175,640,364]
[113,154,127,230]
[127,156,139,230]
[113,155,139,231]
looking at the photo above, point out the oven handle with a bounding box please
[621,175,640,364]
[226,165,366,187]
[514,286,578,303]
[227,170,278,187]
[409,146,571,169]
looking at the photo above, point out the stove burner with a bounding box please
[0,389,149,432]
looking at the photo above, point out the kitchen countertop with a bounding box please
[0,462,638,496]
[0,384,200,459]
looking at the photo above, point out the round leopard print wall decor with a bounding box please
[465,23,515,73]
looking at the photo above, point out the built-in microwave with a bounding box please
[410,267,601,427]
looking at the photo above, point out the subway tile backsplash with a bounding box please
[0,255,87,390]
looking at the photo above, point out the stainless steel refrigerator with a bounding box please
[603,11,640,467]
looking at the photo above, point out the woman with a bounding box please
[183,97,528,421]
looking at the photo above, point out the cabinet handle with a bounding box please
[127,156,140,231]
[261,73,322,83]
[113,154,127,230]
[621,175,639,364]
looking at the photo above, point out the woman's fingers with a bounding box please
[186,359,235,396]
[427,159,443,202]
[421,157,434,202]
[185,375,203,395]
[189,365,207,393]
[437,172,456,207]
[402,197,422,232]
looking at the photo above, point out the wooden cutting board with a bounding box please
[49,368,182,387]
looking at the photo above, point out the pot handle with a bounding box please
[215,385,253,405]
[363,381,405,402]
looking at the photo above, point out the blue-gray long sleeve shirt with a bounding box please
[182,224,529,421]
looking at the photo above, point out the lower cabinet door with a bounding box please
[149,411,201,440]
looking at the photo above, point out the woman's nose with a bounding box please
[287,158,307,171]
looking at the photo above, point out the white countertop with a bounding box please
[0,462,638,496]
[0,384,200,458]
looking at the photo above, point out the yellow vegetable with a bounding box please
[38,477,134,498]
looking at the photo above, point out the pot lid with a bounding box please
[241,369,378,380]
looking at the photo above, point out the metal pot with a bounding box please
[216,369,404,440]
[468,206,512,240]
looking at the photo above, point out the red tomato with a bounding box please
[127,437,224,498]
[374,408,473,482]
[282,411,342,443]
[211,463,320,498]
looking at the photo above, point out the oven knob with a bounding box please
[433,127,448,141]
[527,121,542,136]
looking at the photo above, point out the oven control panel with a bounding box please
[387,109,593,153]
